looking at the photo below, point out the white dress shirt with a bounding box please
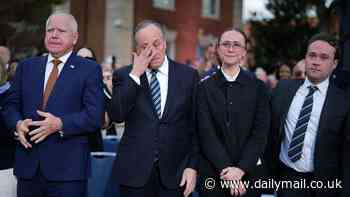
[44,51,72,91]
[280,77,329,172]
[129,57,169,117]
[221,67,240,82]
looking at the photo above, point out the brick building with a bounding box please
[55,0,243,65]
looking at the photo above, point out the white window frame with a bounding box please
[202,0,220,19]
[152,0,175,11]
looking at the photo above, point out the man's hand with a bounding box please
[130,45,155,77]
[220,167,245,181]
[28,110,63,143]
[179,168,197,197]
[230,181,247,196]
[16,119,33,149]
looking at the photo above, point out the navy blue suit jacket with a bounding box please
[108,59,199,189]
[2,53,104,181]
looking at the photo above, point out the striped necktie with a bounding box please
[288,85,318,162]
[150,69,161,118]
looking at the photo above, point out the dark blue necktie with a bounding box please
[288,86,318,162]
[150,70,161,119]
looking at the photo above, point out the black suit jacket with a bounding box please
[267,79,350,197]
[108,59,199,188]
[0,84,15,170]
[197,69,270,177]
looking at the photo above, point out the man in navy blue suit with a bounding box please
[2,13,104,197]
[108,20,198,197]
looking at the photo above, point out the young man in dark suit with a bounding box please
[2,13,104,197]
[268,33,350,197]
[108,20,198,197]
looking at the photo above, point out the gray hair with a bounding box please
[46,13,78,33]
[133,20,165,48]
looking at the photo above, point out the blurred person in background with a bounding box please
[292,59,306,80]
[198,42,219,78]
[77,47,97,62]
[7,61,18,83]
[0,46,11,69]
[255,67,268,84]
[276,61,293,80]
[0,57,16,197]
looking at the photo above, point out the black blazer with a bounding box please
[197,69,270,176]
[0,84,15,170]
[267,79,350,197]
[108,59,199,189]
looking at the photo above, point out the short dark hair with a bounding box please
[308,33,339,59]
[218,27,249,49]
[133,20,164,49]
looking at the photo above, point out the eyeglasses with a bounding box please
[219,41,246,50]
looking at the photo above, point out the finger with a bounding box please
[179,176,186,187]
[220,168,229,176]
[35,134,48,144]
[30,131,47,142]
[37,110,50,118]
[29,120,45,127]
[234,188,240,197]
[19,134,32,149]
[230,188,235,196]
[183,183,191,197]
[221,174,230,181]
[140,45,152,57]
[29,127,42,136]
[132,52,138,61]
[239,183,246,195]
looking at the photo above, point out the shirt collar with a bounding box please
[220,66,240,82]
[303,77,329,96]
[146,56,169,76]
[0,82,10,94]
[47,51,73,66]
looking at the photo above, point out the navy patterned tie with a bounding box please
[288,86,318,162]
[150,70,161,118]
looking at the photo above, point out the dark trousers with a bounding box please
[277,162,314,197]
[120,162,185,197]
[17,170,86,197]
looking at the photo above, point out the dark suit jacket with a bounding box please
[108,59,199,189]
[267,79,350,197]
[197,69,270,177]
[2,53,104,181]
[0,83,15,170]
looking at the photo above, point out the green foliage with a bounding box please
[0,0,63,60]
[250,0,325,72]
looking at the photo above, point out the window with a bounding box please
[153,0,175,10]
[202,0,220,19]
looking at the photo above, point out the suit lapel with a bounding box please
[140,72,159,119]
[316,84,334,139]
[279,80,304,137]
[33,56,47,110]
[44,53,76,109]
[161,60,175,121]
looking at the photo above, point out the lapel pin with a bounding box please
[70,65,75,69]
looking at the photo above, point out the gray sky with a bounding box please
[243,0,273,21]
